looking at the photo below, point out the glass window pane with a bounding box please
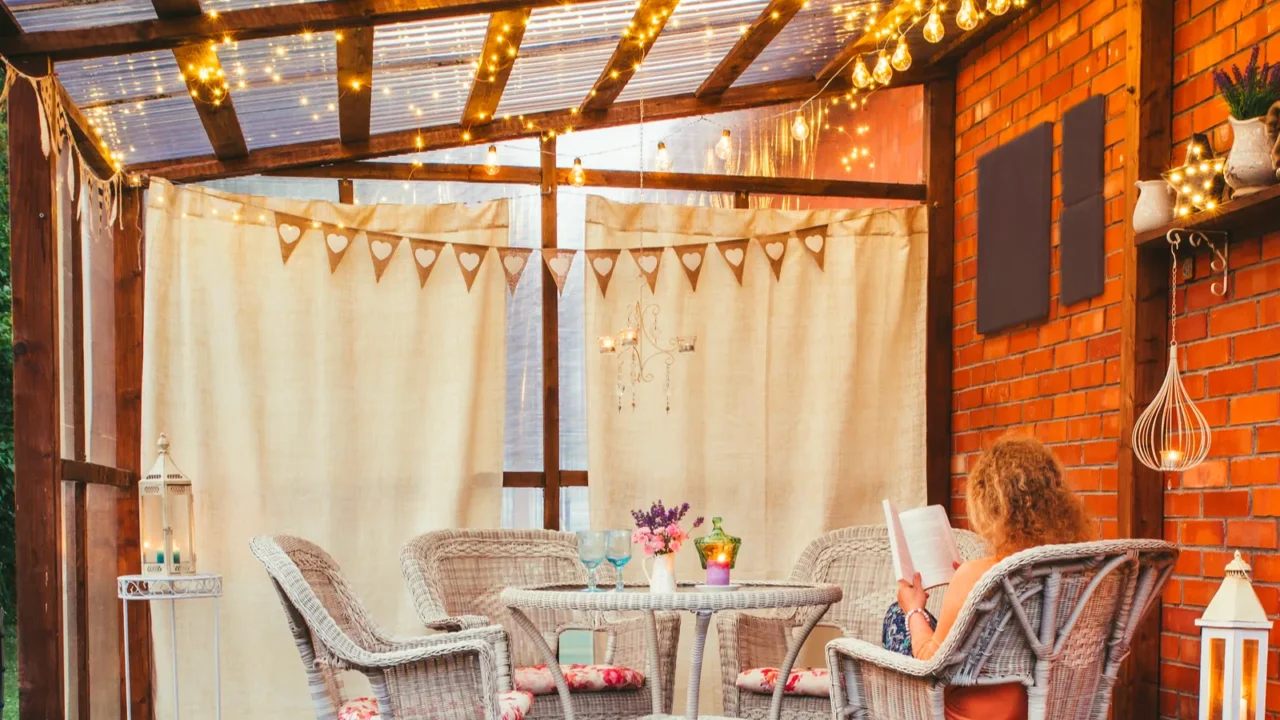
[1208,636,1225,720]
[1243,638,1259,719]
[560,487,591,532]
[502,488,544,529]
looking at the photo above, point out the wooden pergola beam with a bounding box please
[816,0,916,82]
[0,0,613,63]
[462,9,531,126]
[578,0,681,113]
[696,0,805,97]
[336,27,375,144]
[0,0,22,37]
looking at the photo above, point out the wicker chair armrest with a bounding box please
[421,614,493,632]
[825,637,940,678]
[357,633,503,671]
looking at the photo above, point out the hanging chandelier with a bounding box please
[598,272,696,413]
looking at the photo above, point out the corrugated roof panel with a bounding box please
[11,0,156,32]
[366,18,487,134]
[208,0,329,10]
[739,0,871,87]
[91,94,215,164]
[59,50,180,108]
[213,32,340,149]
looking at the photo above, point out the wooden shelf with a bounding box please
[1135,183,1280,249]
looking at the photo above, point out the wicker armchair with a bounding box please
[717,525,989,720]
[400,529,680,719]
[826,539,1178,720]
[251,535,535,720]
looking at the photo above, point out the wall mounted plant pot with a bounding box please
[1224,116,1280,196]
[1133,180,1176,233]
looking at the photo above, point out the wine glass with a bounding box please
[605,530,633,592]
[576,531,607,593]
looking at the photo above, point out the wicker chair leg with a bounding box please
[510,606,576,720]
[684,611,713,717]
[645,610,664,713]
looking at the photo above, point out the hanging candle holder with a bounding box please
[1131,234,1212,472]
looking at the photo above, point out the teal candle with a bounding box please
[173,548,181,564]
[156,551,164,564]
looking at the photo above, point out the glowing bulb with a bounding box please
[923,8,945,42]
[891,35,913,71]
[570,157,586,187]
[852,55,873,88]
[872,50,894,84]
[956,0,979,30]
[715,130,733,161]
[484,145,500,176]
[988,0,1011,14]
[655,141,673,171]
[790,114,810,141]
[1170,172,1182,182]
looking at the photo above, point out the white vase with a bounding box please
[1224,116,1279,196]
[1133,180,1176,233]
[642,552,677,593]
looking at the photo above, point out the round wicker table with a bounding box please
[501,581,842,720]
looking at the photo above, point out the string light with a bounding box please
[485,145,500,176]
[956,0,980,30]
[872,51,894,85]
[923,7,945,42]
[891,35,913,71]
[570,157,587,187]
[714,130,733,161]
[655,141,674,171]
[790,113,810,142]
[988,0,1011,14]
[852,55,873,88]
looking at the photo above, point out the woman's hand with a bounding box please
[897,572,928,612]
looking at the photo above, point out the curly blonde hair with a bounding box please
[967,435,1092,555]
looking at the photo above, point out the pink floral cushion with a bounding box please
[337,691,533,720]
[735,667,831,697]
[514,664,645,695]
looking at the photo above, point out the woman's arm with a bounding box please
[897,559,992,661]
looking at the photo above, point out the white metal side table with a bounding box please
[118,573,223,720]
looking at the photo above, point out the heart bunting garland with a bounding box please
[274,212,311,265]
[453,243,489,292]
[758,233,788,280]
[498,248,533,295]
[408,238,445,288]
[629,248,663,293]
[800,227,827,270]
[585,249,622,297]
[366,232,403,282]
[716,239,749,285]
[542,249,577,296]
[677,245,706,291]
[325,225,358,274]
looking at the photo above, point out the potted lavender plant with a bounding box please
[1215,46,1280,195]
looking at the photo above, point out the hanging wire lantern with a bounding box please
[1131,233,1212,472]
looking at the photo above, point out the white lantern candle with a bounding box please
[1197,552,1271,720]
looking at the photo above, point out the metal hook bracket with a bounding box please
[1166,229,1230,297]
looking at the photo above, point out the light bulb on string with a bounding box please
[655,141,673,171]
[714,130,733,161]
[791,113,810,142]
[570,157,586,187]
[987,0,1011,15]
[484,145,500,176]
[872,50,894,85]
[923,7,945,42]
[852,55,873,88]
[956,0,980,30]
[891,35,913,71]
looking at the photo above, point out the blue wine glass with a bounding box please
[606,530,633,592]
[577,531,607,593]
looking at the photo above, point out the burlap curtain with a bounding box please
[585,196,928,710]
[142,180,507,719]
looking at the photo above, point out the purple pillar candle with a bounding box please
[706,555,731,586]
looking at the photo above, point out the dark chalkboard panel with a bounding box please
[1062,96,1106,206]
[1060,95,1106,305]
[976,123,1053,335]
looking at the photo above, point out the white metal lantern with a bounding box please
[1198,552,1271,720]
[139,434,197,576]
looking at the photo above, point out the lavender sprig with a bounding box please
[1215,45,1280,120]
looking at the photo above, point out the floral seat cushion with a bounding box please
[337,690,534,720]
[735,667,830,697]
[514,664,645,695]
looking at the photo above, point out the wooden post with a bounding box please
[733,191,749,209]
[924,77,956,512]
[115,188,154,720]
[9,55,66,720]
[541,139,561,530]
[338,178,354,204]
[1116,0,1173,716]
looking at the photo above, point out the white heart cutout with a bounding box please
[804,235,824,253]
[503,254,526,274]
[592,257,614,276]
[723,248,744,266]
[637,255,659,274]
[414,248,438,267]
[681,252,702,271]
[459,251,482,272]
[279,224,301,244]
[327,233,349,254]
[549,256,572,275]
[765,241,785,260]
[371,240,394,260]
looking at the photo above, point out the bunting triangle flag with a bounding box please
[274,211,312,265]
[452,243,489,292]
[497,247,533,295]
[799,225,828,271]
[716,239,749,285]
[585,249,622,297]
[407,238,445,288]
[365,232,403,282]
[758,233,788,280]
[629,247,663,293]
[676,244,707,291]
[324,224,358,274]
[542,249,577,296]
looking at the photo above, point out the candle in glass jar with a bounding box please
[706,552,731,585]
[173,545,181,565]
[1160,448,1183,470]
[598,335,616,353]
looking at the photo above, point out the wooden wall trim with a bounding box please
[540,138,562,530]
[10,54,66,720]
[462,9,531,126]
[697,0,804,98]
[336,27,375,144]
[924,77,956,512]
[61,460,134,489]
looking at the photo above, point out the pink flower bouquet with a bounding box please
[631,501,703,556]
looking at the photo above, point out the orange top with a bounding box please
[911,556,1028,720]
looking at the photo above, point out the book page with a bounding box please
[883,500,915,583]
[898,505,962,589]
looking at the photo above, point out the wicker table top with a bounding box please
[501,581,842,612]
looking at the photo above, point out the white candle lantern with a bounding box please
[139,434,197,576]
[1198,551,1271,720]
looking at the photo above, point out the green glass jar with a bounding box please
[694,517,741,570]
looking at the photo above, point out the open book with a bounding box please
[883,500,963,589]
